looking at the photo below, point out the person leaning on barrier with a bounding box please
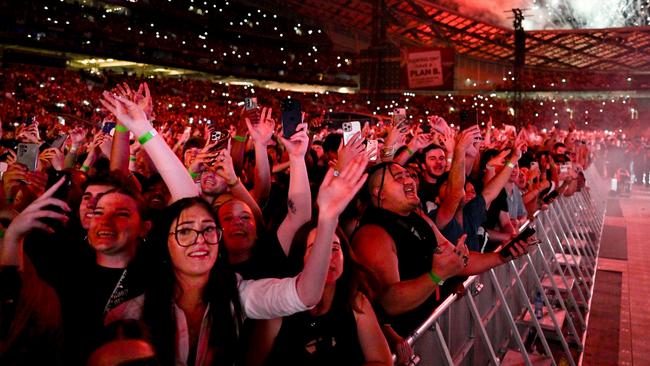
[351,158,534,336]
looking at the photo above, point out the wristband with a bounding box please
[188,169,199,179]
[428,270,445,286]
[6,197,14,204]
[129,156,137,162]
[81,165,90,172]
[232,135,246,143]
[406,147,415,156]
[506,161,516,169]
[137,129,158,145]
[0,229,4,238]
[227,177,240,188]
[115,125,129,133]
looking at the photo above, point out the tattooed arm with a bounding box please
[277,124,312,255]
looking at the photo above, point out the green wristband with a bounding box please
[406,147,415,156]
[232,135,246,143]
[81,165,90,172]
[137,129,158,145]
[428,270,444,285]
[129,156,137,162]
[188,169,199,179]
[0,229,4,238]
[115,125,129,133]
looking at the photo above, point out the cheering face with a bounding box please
[200,169,227,196]
[217,200,257,260]
[376,164,420,211]
[423,148,446,178]
[79,184,114,229]
[89,192,144,257]
[304,229,344,285]
[167,204,220,278]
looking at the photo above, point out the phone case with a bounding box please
[16,143,39,171]
[366,139,378,161]
[281,99,301,138]
[342,121,361,145]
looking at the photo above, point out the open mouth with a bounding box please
[188,250,210,258]
[96,230,116,238]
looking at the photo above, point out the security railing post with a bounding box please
[433,321,455,366]
[556,198,596,275]
[465,292,501,365]
[566,196,597,259]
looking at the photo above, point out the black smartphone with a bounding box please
[40,170,72,232]
[459,109,478,130]
[40,133,69,152]
[421,121,432,134]
[542,190,559,204]
[499,226,536,259]
[281,98,302,138]
[102,122,116,134]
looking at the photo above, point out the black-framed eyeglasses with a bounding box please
[169,226,222,247]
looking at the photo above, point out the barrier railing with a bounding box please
[399,170,607,366]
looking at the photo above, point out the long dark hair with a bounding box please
[142,197,243,366]
[288,221,381,313]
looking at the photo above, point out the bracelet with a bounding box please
[406,147,415,156]
[227,177,240,188]
[188,169,199,179]
[115,125,129,133]
[137,129,158,145]
[232,135,246,143]
[428,270,445,286]
[506,161,516,169]
[129,156,137,162]
[81,165,90,172]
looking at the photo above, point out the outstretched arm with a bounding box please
[101,89,198,202]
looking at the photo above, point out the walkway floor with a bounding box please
[583,185,650,366]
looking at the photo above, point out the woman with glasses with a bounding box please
[105,156,369,365]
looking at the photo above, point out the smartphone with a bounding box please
[40,170,72,232]
[281,98,302,138]
[560,163,570,174]
[244,97,258,111]
[393,108,407,125]
[429,116,447,135]
[499,226,536,259]
[16,143,40,171]
[102,122,116,134]
[542,190,559,204]
[421,121,432,134]
[209,131,230,152]
[342,121,361,145]
[366,139,378,161]
[459,109,478,130]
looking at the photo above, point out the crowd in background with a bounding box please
[0,62,647,366]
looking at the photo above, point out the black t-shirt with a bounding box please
[484,189,508,230]
[231,232,291,280]
[23,225,146,364]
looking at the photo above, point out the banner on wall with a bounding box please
[401,47,454,90]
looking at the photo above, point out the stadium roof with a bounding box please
[254,0,650,73]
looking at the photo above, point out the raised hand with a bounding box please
[246,107,275,146]
[407,131,432,153]
[316,155,368,220]
[280,123,309,158]
[335,131,365,170]
[16,124,41,144]
[432,234,468,281]
[384,120,408,151]
[212,148,238,186]
[4,177,71,238]
[39,148,65,171]
[187,140,221,174]
[487,149,511,169]
[100,92,149,136]
[3,163,27,202]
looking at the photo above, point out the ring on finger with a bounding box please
[333,169,340,177]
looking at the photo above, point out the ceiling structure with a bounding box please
[254,0,650,73]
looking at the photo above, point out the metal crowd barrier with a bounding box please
[400,169,607,366]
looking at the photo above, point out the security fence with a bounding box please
[401,169,607,366]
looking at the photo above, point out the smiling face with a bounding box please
[200,169,228,196]
[80,184,114,229]
[88,192,145,259]
[217,200,257,263]
[167,204,220,278]
[422,148,446,179]
[304,229,344,284]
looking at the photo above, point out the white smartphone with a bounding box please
[393,108,406,124]
[342,121,361,145]
[366,139,378,161]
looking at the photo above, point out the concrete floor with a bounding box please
[584,186,650,366]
